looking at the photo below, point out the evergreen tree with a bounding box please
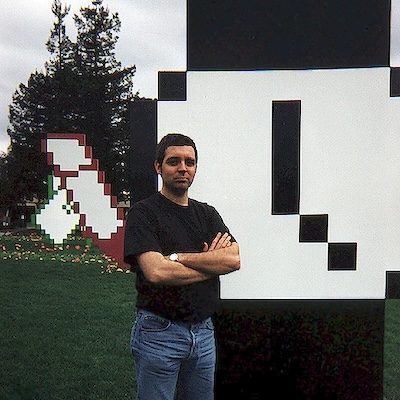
[45,0,74,73]
[0,152,11,210]
[45,0,81,133]
[3,0,137,216]
[73,0,136,195]
[7,72,54,203]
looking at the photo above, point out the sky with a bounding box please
[2,1,400,156]
[0,0,187,154]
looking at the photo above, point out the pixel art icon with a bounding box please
[128,0,398,398]
[34,0,400,397]
[36,133,126,267]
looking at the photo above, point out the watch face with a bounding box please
[170,253,178,262]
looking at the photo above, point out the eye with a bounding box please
[166,158,180,166]
[186,159,196,167]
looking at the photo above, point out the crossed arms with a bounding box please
[137,232,240,286]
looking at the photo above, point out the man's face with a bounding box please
[155,145,197,196]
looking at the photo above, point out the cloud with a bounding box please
[0,0,186,153]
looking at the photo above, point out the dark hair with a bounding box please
[155,133,198,164]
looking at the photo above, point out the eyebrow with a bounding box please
[166,156,196,162]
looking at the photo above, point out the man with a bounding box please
[124,133,240,400]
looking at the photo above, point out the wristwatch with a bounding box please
[169,253,179,262]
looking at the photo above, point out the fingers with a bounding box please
[208,232,232,251]
[208,232,221,251]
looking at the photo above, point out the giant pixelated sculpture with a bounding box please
[32,1,399,397]
[128,0,399,398]
[35,133,127,267]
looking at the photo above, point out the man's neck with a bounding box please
[160,188,189,206]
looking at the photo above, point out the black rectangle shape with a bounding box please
[129,100,158,203]
[158,71,187,101]
[390,68,400,97]
[188,0,390,70]
[386,271,400,299]
[299,214,328,242]
[272,101,300,215]
[215,299,384,399]
[328,243,357,271]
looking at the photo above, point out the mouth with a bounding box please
[174,177,190,185]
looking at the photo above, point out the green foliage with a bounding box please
[71,1,136,197]
[2,0,138,209]
[0,229,126,273]
[46,0,74,73]
[0,151,13,209]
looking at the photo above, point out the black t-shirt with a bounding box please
[124,192,234,323]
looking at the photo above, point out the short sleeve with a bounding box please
[123,204,162,271]
[208,205,236,243]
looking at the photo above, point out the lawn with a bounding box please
[0,231,399,399]
[0,259,137,400]
[384,299,400,400]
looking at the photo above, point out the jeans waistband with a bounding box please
[137,309,212,329]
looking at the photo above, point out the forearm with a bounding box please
[177,243,240,275]
[160,261,213,285]
[137,251,212,286]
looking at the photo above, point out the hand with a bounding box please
[203,232,232,252]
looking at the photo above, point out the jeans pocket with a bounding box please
[204,317,214,330]
[141,315,171,332]
[130,317,139,353]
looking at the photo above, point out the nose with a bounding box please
[178,160,188,171]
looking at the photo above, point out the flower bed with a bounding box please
[0,229,128,274]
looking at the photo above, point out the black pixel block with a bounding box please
[386,271,400,299]
[158,71,187,101]
[299,214,328,242]
[188,0,390,70]
[271,101,301,215]
[328,243,357,271]
[390,68,400,97]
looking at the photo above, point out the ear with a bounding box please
[154,160,162,175]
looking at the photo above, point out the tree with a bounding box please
[45,0,82,133]
[73,0,136,195]
[0,151,11,211]
[7,72,54,203]
[45,0,74,74]
[3,0,137,213]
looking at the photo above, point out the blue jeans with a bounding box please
[130,309,216,400]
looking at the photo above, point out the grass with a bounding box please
[0,229,121,273]
[383,299,400,400]
[0,231,399,399]
[0,260,137,400]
